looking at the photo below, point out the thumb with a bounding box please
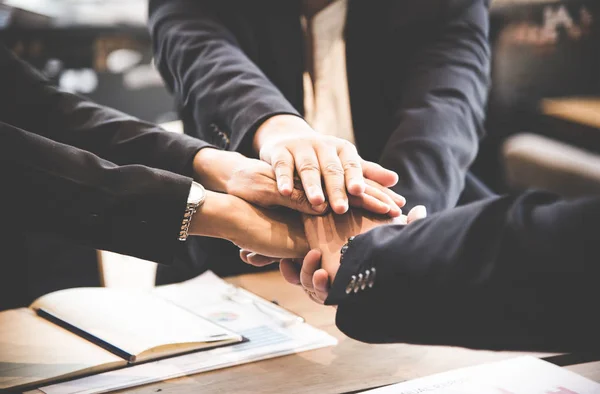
[407,205,427,224]
[362,161,398,188]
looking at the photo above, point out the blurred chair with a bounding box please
[502,98,600,197]
[479,0,600,197]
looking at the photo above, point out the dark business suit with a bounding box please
[0,47,210,310]
[148,0,492,279]
[328,191,600,353]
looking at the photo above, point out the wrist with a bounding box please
[189,190,241,240]
[252,114,314,154]
[192,148,242,193]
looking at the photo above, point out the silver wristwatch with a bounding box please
[179,181,207,241]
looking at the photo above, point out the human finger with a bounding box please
[362,184,402,216]
[272,183,328,214]
[239,249,251,264]
[348,192,391,216]
[362,161,398,188]
[293,146,325,206]
[240,249,278,267]
[365,184,402,217]
[407,205,427,224]
[338,142,365,196]
[316,144,349,214]
[269,147,295,196]
[393,215,408,225]
[365,179,406,208]
[312,268,330,303]
[300,249,322,292]
[246,253,278,267]
[251,163,327,214]
[280,259,301,285]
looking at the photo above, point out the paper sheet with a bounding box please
[361,356,600,394]
[36,272,337,394]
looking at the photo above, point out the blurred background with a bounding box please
[1,0,599,292]
[0,0,176,124]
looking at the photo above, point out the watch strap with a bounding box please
[179,182,206,241]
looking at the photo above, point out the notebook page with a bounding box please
[0,309,124,391]
[30,287,240,359]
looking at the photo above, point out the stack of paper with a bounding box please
[33,271,337,394]
[362,356,600,393]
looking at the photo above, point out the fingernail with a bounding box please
[278,180,291,192]
[350,181,366,195]
[335,199,349,212]
[412,205,427,219]
[308,186,325,204]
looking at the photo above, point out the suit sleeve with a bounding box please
[382,0,490,212]
[0,46,211,177]
[0,121,193,266]
[148,0,300,154]
[328,191,600,353]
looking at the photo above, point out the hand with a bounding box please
[193,147,325,214]
[280,205,428,304]
[253,115,402,215]
[239,207,391,268]
[194,146,405,217]
[189,191,309,259]
[238,204,428,269]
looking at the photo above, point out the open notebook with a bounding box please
[0,287,242,391]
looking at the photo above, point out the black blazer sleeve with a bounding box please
[381,0,490,212]
[0,47,211,265]
[328,191,600,353]
[1,122,192,266]
[148,0,300,154]
[0,46,212,177]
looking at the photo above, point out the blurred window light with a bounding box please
[106,49,142,73]
[4,0,148,25]
[123,64,165,90]
[43,58,63,78]
[59,68,98,94]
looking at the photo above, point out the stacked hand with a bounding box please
[192,113,426,302]
[280,206,427,304]
[253,115,405,216]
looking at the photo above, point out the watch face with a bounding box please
[189,182,206,205]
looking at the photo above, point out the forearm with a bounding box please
[192,191,309,259]
[1,122,192,265]
[332,192,600,351]
[382,0,490,212]
[2,122,306,266]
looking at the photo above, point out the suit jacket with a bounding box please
[0,47,210,310]
[328,191,600,353]
[149,0,491,212]
[148,0,492,278]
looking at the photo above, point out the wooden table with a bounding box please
[102,271,600,394]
